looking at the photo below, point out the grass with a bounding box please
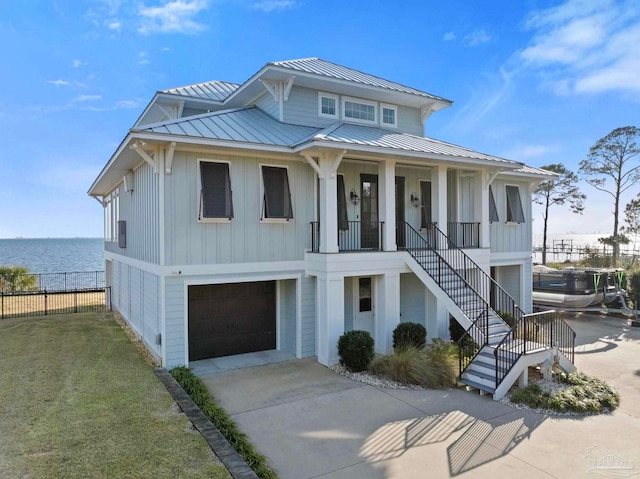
[0,290,106,318]
[0,312,231,479]
[171,367,278,479]
[369,341,459,389]
[510,372,620,413]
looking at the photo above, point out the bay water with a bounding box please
[0,238,103,274]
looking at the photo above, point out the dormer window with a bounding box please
[318,92,338,119]
[381,103,397,128]
[342,97,377,125]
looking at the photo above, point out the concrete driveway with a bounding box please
[199,314,640,479]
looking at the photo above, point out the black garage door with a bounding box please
[188,281,276,361]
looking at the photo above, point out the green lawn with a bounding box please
[0,312,231,479]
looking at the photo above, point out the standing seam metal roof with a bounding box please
[162,80,240,101]
[271,58,450,103]
[135,107,318,146]
[312,123,520,165]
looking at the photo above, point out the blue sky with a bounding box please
[0,0,638,239]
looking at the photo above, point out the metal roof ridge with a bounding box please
[161,79,241,92]
[270,57,320,65]
[132,106,257,131]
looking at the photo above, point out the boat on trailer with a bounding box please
[532,266,626,309]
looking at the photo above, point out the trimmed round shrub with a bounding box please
[337,330,374,372]
[392,322,426,351]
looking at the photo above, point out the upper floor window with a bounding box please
[261,165,293,220]
[342,97,377,125]
[318,92,338,119]
[199,161,233,221]
[381,103,397,128]
[489,185,499,223]
[505,185,525,223]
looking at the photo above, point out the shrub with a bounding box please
[370,341,458,389]
[0,266,37,293]
[509,371,620,413]
[392,322,426,351]
[170,367,277,479]
[337,330,374,372]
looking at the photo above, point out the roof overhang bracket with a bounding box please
[329,149,346,179]
[487,169,504,185]
[283,75,295,101]
[301,154,323,179]
[421,102,437,123]
[165,142,176,174]
[260,79,279,102]
[91,195,105,207]
[130,141,159,173]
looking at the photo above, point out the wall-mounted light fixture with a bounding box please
[410,193,421,207]
[350,189,360,206]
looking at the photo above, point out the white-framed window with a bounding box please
[318,92,339,119]
[260,164,293,222]
[380,103,397,128]
[104,188,119,242]
[505,185,525,224]
[197,159,233,222]
[342,96,377,125]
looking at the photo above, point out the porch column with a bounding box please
[379,159,397,251]
[317,155,340,253]
[476,171,490,248]
[316,274,345,365]
[426,288,450,340]
[433,165,448,246]
[375,273,400,354]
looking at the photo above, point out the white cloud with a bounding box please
[47,79,71,87]
[74,94,102,102]
[503,144,556,161]
[520,0,640,97]
[464,29,491,46]
[115,100,140,109]
[443,31,455,41]
[138,0,210,34]
[71,59,84,68]
[253,0,296,12]
[106,19,121,30]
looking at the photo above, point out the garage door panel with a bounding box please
[188,281,276,361]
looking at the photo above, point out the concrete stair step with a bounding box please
[460,376,496,394]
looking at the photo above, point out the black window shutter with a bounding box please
[420,181,432,229]
[262,166,293,219]
[506,185,524,223]
[337,175,348,230]
[200,162,233,219]
[489,185,499,223]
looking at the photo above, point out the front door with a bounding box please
[360,174,379,249]
[353,277,374,336]
[396,177,405,248]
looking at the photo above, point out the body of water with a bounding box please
[0,238,104,274]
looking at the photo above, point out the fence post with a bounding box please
[75,290,78,313]
[44,290,48,316]
[1,291,3,320]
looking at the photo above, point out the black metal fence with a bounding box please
[0,271,110,319]
[310,221,384,252]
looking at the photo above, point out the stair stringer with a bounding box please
[492,349,551,400]
[404,254,475,331]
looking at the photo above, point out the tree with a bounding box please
[0,266,38,293]
[579,126,640,266]
[534,164,585,264]
[621,197,640,266]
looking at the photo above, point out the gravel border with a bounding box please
[330,364,429,390]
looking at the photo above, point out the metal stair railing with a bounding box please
[399,222,526,381]
[494,310,576,387]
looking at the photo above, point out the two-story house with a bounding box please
[89,58,570,399]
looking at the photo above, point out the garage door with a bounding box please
[188,281,276,361]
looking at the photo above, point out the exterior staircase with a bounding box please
[399,222,576,399]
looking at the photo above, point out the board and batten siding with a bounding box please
[105,162,160,264]
[300,275,316,357]
[254,92,279,120]
[109,259,161,358]
[282,85,424,135]
[400,273,426,326]
[489,178,533,254]
[164,151,315,266]
[279,279,297,355]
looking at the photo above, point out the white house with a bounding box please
[89,58,571,398]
